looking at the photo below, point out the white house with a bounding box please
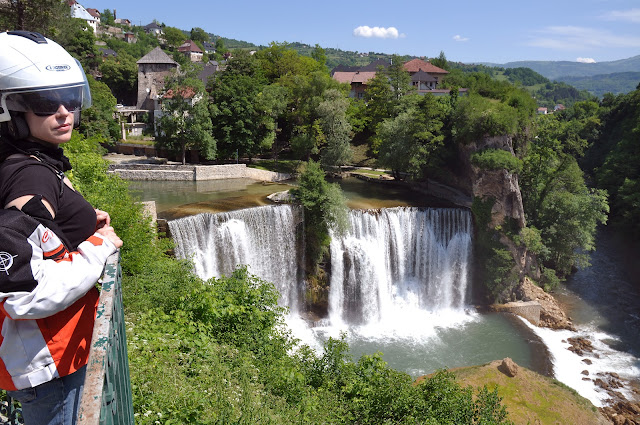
[69,1,98,33]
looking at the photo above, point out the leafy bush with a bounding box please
[471,148,523,173]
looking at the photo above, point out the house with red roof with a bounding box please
[332,58,464,98]
[178,40,204,62]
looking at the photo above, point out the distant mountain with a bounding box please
[485,56,640,80]
[557,72,640,97]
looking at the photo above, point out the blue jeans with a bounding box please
[7,366,86,425]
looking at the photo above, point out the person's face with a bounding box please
[24,105,75,145]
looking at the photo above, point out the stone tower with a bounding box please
[136,47,178,110]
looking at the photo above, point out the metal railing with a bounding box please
[78,252,135,425]
[1,252,134,425]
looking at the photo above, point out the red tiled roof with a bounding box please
[332,71,376,85]
[86,8,100,18]
[163,87,197,99]
[178,40,203,53]
[403,58,448,74]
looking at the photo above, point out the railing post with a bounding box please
[77,252,135,425]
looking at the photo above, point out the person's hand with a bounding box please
[96,225,123,249]
[95,209,110,229]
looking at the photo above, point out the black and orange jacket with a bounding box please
[0,209,116,391]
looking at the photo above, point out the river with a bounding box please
[130,177,638,408]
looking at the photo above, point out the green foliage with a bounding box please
[589,88,640,236]
[452,94,520,144]
[431,51,449,70]
[503,67,548,86]
[163,26,187,49]
[0,0,69,38]
[78,76,120,142]
[471,148,523,173]
[190,27,210,44]
[291,160,349,272]
[377,94,448,179]
[156,73,215,164]
[533,81,595,110]
[317,89,353,168]
[559,72,640,97]
[520,114,609,277]
[101,9,115,26]
[98,51,138,105]
[56,18,99,68]
[471,197,519,302]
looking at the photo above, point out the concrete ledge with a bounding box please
[112,169,195,180]
[492,301,541,326]
[109,163,291,182]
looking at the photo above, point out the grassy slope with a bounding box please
[447,360,609,425]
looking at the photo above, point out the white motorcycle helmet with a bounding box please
[0,30,92,139]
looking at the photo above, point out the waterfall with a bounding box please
[328,207,472,326]
[168,205,304,310]
[169,205,473,328]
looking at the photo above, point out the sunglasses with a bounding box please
[5,86,84,116]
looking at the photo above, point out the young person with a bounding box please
[0,30,123,425]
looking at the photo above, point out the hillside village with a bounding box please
[67,0,469,141]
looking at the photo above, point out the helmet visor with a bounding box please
[4,84,88,116]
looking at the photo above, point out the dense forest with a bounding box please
[1,4,639,422]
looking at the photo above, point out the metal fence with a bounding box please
[1,252,134,425]
[78,252,135,425]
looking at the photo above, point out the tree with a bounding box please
[377,95,448,179]
[431,50,448,71]
[78,76,120,142]
[54,18,100,71]
[209,51,270,160]
[291,160,349,272]
[317,89,352,169]
[190,27,210,44]
[156,76,215,164]
[311,44,328,71]
[520,115,609,277]
[163,26,187,49]
[0,0,69,38]
[99,51,138,105]
[386,55,413,100]
[362,68,395,145]
[101,9,115,26]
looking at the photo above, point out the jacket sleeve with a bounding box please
[0,222,117,320]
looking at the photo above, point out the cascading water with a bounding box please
[169,204,536,376]
[326,207,474,337]
[168,205,304,311]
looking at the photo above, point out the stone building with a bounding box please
[136,47,178,111]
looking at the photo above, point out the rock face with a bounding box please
[517,277,574,330]
[457,135,526,229]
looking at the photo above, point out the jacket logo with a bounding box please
[0,252,18,275]
[42,230,51,243]
[45,65,71,72]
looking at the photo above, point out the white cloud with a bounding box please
[453,35,469,42]
[528,26,640,50]
[353,26,404,39]
[576,57,596,63]
[602,8,640,23]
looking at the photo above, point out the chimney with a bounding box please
[114,9,117,19]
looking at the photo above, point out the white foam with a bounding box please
[520,318,640,407]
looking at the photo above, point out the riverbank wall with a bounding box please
[108,163,291,182]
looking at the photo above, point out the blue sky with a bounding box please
[87,0,640,64]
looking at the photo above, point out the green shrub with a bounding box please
[471,148,523,174]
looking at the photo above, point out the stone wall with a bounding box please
[491,301,541,326]
[110,163,291,182]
